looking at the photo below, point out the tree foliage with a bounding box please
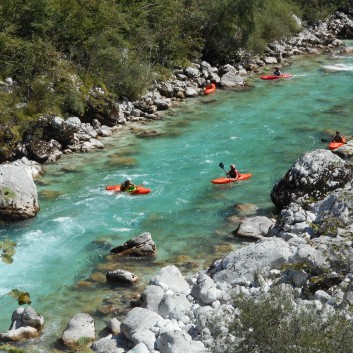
[0,0,348,143]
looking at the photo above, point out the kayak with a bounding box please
[329,141,345,150]
[204,83,216,95]
[105,185,151,194]
[211,174,252,184]
[260,74,293,80]
[329,136,347,150]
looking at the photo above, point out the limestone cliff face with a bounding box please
[0,164,39,221]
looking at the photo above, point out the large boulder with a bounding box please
[26,139,63,163]
[110,232,157,259]
[149,265,190,295]
[234,216,274,240]
[61,313,95,350]
[0,164,39,220]
[0,307,44,342]
[207,237,292,286]
[121,308,165,341]
[271,149,353,210]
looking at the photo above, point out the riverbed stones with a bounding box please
[61,313,95,350]
[0,163,39,220]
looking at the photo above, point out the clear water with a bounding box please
[1,46,353,350]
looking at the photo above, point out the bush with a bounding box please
[212,286,353,353]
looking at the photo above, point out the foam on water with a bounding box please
[322,63,353,71]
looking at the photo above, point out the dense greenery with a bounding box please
[0,0,350,161]
[212,286,353,353]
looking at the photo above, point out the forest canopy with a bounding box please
[0,0,350,159]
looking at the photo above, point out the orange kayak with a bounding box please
[329,137,346,150]
[211,174,252,184]
[329,142,345,150]
[204,83,216,95]
[260,74,293,80]
[106,185,151,194]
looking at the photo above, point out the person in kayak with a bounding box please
[120,178,136,192]
[273,66,282,76]
[332,131,345,143]
[226,164,239,179]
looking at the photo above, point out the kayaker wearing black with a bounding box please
[226,164,239,179]
[120,178,136,192]
[332,131,345,143]
[273,66,282,76]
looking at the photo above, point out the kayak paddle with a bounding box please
[219,162,229,176]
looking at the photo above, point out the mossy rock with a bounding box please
[0,187,16,201]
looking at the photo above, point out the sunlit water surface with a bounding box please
[1,46,353,350]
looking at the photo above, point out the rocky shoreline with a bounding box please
[2,10,353,353]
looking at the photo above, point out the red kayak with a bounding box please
[329,136,347,150]
[260,74,293,80]
[106,185,151,194]
[211,174,252,184]
[329,141,346,150]
[204,83,216,95]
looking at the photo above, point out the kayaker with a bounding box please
[120,178,136,192]
[332,131,345,143]
[273,66,282,76]
[226,164,239,179]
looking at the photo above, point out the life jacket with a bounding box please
[228,169,238,178]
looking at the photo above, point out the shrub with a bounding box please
[212,286,353,353]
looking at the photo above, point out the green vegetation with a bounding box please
[0,345,39,353]
[0,0,349,161]
[212,286,353,353]
[0,238,16,264]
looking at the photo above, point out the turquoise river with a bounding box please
[1,45,353,351]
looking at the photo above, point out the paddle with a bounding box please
[219,162,230,177]
[219,162,226,172]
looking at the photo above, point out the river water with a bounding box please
[1,46,353,350]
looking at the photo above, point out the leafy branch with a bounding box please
[0,239,16,264]
[0,289,31,306]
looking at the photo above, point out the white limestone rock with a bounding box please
[61,313,95,350]
[150,265,191,295]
